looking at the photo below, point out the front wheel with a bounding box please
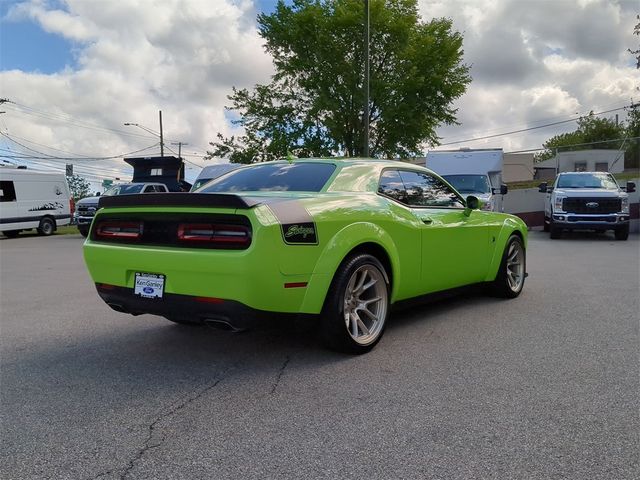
[614,225,629,241]
[320,254,390,354]
[78,226,89,237]
[490,235,526,298]
[549,220,562,239]
[37,217,55,236]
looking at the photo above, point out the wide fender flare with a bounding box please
[300,222,401,313]
[485,217,528,282]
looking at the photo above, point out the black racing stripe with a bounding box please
[266,200,318,245]
[0,214,71,224]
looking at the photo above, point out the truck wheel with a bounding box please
[490,235,526,298]
[614,225,629,241]
[320,254,390,354]
[2,230,20,238]
[78,226,89,237]
[543,217,550,232]
[549,220,562,239]
[37,217,55,236]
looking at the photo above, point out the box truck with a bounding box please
[425,149,508,211]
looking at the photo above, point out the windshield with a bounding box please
[556,173,618,189]
[102,184,145,196]
[198,162,337,193]
[442,175,491,194]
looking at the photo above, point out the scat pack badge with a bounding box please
[282,222,318,244]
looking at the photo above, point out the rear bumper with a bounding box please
[95,284,294,328]
[552,213,629,230]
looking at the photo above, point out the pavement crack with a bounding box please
[270,355,291,395]
[89,369,230,480]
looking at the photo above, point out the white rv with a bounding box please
[425,149,508,211]
[0,167,73,238]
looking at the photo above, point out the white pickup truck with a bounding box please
[538,172,635,240]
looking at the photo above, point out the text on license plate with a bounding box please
[134,272,165,299]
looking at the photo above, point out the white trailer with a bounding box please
[425,149,508,211]
[0,167,72,238]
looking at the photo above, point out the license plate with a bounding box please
[134,272,165,299]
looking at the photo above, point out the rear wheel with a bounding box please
[37,217,55,236]
[614,225,629,241]
[490,235,526,298]
[2,230,20,238]
[320,254,389,354]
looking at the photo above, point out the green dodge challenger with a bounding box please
[83,159,527,353]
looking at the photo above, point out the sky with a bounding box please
[0,0,638,188]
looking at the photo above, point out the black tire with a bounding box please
[614,225,629,241]
[78,226,89,237]
[543,217,550,232]
[549,220,562,239]
[320,253,390,354]
[37,217,55,236]
[490,235,526,299]
[2,230,20,238]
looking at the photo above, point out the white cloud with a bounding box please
[1,0,273,184]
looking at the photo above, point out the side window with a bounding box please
[143,186,155,193]
[398,170,464,208]
[158,185,167,192]
[378,170,406,202]
[0,181,17,202]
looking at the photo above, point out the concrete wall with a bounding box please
[503,178,639,232]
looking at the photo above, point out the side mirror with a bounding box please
[538,182,548,193]
[492,184,509,195]
[464,195,480,216]
[626,181,636,193]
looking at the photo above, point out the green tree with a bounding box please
[535,113,626,163]
[207,0,470,163]
[66,174,91,200]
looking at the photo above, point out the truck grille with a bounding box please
[562,198,621,214]
[77,205,97,217]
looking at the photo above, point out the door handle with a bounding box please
[421,217,433,225]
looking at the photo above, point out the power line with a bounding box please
[438,106,629,146]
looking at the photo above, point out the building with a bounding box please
[534,149,624,179]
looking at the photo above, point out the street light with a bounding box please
[124,110,165,157]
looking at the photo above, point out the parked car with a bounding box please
[0,167,73,238]
[83,159,528,354]
[190,163,242,191]
[76,183,169,237]
[539,172,634,240]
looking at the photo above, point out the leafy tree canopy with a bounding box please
[66,174,91,200]
[207,0,470,163]
[535,113,627,163]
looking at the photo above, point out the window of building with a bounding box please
[150,168,163,176]
[574,162,587,172]
[0,181,17,202]
[595,162,609,172]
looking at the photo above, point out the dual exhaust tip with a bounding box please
[106,302,245,332]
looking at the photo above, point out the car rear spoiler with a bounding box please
[98,193,262,210]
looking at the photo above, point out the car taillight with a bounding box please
[95,221,143,239]
[177,223,251,247]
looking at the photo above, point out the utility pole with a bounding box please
[159,110,164,157]
[363,0,370,158]
[171,142,188,159]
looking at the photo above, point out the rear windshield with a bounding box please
[198,162,336,193]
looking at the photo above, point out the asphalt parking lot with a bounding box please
[1,231,638,480]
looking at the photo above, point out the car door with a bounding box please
[397,169,491,293]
